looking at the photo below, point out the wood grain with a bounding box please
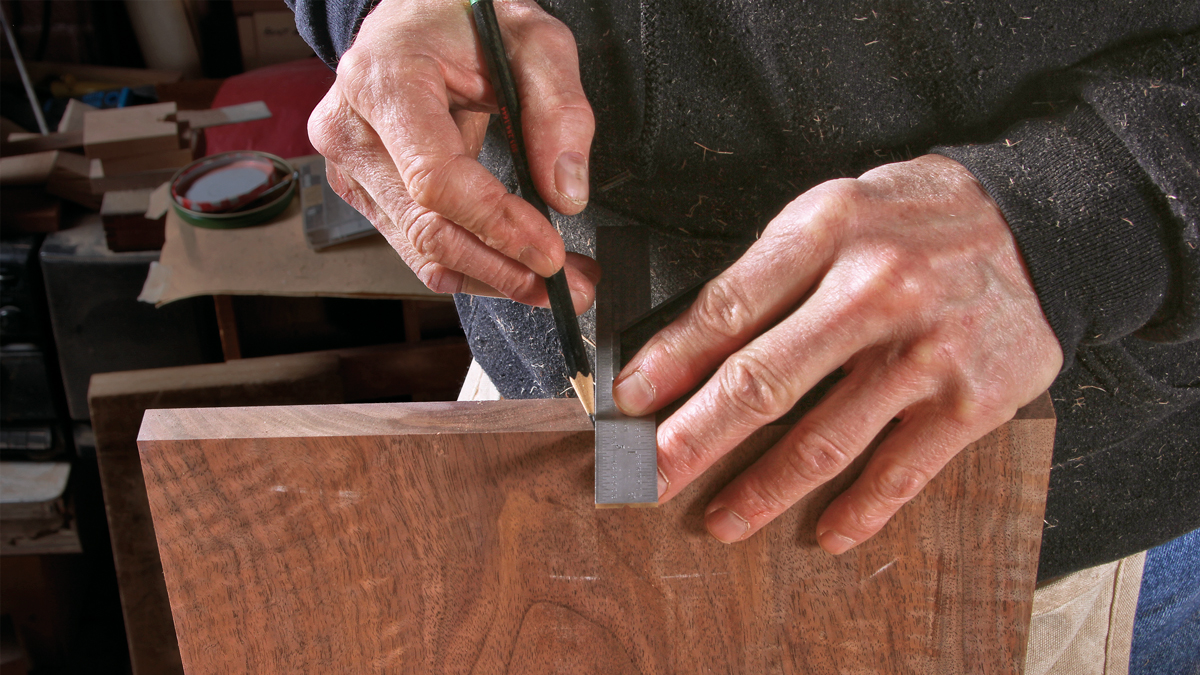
[140,396,1053,674]
[90,353,344,675]
[90,339,471,675]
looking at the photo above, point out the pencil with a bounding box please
[470,0,596,423]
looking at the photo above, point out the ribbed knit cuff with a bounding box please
[935,104,1172,370]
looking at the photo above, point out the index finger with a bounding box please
[612,184,850,417]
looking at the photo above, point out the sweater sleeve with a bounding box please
[285,0,378,69]
[935,30,1200,369]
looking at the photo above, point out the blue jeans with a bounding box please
[1130,526,1200,674]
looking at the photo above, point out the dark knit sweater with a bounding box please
[290,0,1200,581]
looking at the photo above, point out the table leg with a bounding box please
[213,295,241,360]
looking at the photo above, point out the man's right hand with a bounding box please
[308,0,599,313]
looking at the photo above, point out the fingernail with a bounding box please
[518,245,557,277]
[613,370,655,416]
[554,152,589,205]
[567,276,591,314]
[657,467,669,500]
[706,508,750,544]
[817,529,857,555]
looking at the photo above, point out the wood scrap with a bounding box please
[82,102,181,161]
[45,151,100,210]
[0,151,58,185]
[56,99,98,134]
[0,131,83,158]
[100,188,166,252]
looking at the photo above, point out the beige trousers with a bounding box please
[458,362,1145,674]
[1026,551,1146,675]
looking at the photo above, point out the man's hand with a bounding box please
[309,0,599,313]
[613,155,1063,553]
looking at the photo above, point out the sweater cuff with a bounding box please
[935,104,1172,369]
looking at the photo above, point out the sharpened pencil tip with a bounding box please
[569,372,596,418]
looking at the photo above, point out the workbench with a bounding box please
[138,154,444,360]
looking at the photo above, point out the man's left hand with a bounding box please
[613,154,1063,553]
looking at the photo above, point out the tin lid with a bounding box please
[171,151,279,213]
[169,152,297,230]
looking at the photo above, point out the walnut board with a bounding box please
[139,396,1054,674]
[90,339,470,675]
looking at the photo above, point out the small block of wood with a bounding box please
[140,396,1054,674]
[45,152,100,210]
[101,189,167,252]
[83,103,181,161]
[0,131,83,157]
[94,146,195,178]
[176,101,271,130]
[0,151,58,185]
[57,98,98,134]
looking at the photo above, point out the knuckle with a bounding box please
[871,463,926,505]
[944,389,1013,431]
[324,166,381,227]
[542,89,594,128]
[868,251,910,293]
[824,176,865,200]
[831,253,921,332]
[307,108,336,158]
[829,284,876,329]
[736,474,794,522]
[657,425,708,480]
[338,47,414,115]
[841,501,891,538]
[718,349,792,420]
[878,257,925,308]
[307,92,352,161]
[502,272,544,304]
[796,178,865,249]
[403,155,451,210]
[785,426,852,486]
[532,18,578,57]
[413,260,457,295]
[337,49,387,114]
[336,45,373,84]
[475,198,517,251]
[405,208,452,261]
[323,162,352,199]
[330,176,365,214]
[850,248,920,313]
[693,277,756,341]
[812,178,865,218]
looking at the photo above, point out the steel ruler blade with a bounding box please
[595,226,658,507]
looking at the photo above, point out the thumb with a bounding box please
[500,6,595,215]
